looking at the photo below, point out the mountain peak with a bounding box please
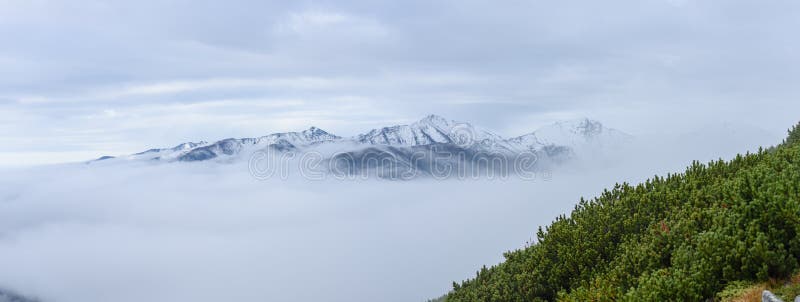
[420,114,448,123]
[560,118,603,137]
[305,126,325,134]
[533,118,604,138]
[300,126,340,140]
[525,118,631,149]
[417,114,454,129]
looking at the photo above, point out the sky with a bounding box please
[2,0,800,165]
[3,2,800,301]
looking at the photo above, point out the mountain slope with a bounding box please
[441,122,800,301]
[177,126,341,162]
[354,115,519,154]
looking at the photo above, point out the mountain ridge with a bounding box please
[90,115,631,174]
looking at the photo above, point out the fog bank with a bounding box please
[0,124,786,302]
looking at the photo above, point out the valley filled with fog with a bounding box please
[3,0,800,300]
[0,125,782,302]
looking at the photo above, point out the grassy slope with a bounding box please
[442,123,800,301]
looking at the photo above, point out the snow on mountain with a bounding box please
[123,141,209,161]
[355,114,453,146]
[177,127,342,162]
[533,118,631,147]
[510,118,632,152]
[90,115,632,177]
[355,114,519,154]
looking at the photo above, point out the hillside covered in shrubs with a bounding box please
[442,122,800,301]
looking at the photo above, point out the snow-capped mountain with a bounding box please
[514,118,632,149]
[354,114,521,154]
[131,141,209,161]
[177,126,341,162]
[90,115,631,178]
[509,118,633,157]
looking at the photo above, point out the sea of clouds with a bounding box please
[0,125,782,302]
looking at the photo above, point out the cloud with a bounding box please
[0,124,784,301]
[1,0,799,165]
[0,2,798,301]
[277,11,353,33]
[0,162,567,302]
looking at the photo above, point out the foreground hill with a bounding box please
[441,122,800,301]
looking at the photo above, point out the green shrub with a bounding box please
[443,122,800,301]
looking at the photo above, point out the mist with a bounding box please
[0,123,787,302]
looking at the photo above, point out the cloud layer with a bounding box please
[0,127,784,302]
[1,0,800,165]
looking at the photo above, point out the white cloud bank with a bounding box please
[0,124,785,302]
[2,0,800,165]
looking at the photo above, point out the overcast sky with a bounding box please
[2,0,800,165]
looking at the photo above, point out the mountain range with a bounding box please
[91,115,631,178]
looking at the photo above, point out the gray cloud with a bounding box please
[0,126,781,302]
[1,0,800,165]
